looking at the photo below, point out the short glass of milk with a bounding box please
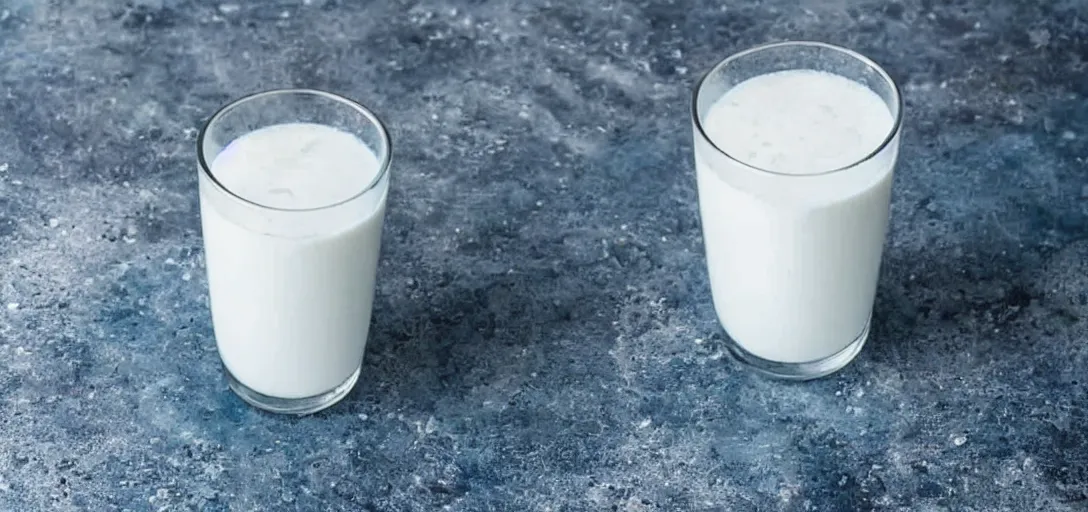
[691,41,902,379]
[197,90,391,414]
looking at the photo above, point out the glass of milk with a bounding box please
[197,89,391,414]
[691,41,903,380]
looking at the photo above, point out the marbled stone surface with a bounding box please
[0,0,1086,510]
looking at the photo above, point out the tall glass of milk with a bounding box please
[691,42,903,379]
[197,90,392,414]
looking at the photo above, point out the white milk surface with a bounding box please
[201,122,387,398]
[695,69,897,363]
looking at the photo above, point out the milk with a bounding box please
[694,69,898,364]
[199,122,388,399]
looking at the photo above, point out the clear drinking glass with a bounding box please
[197,89,392,414]
[691,41,903,379]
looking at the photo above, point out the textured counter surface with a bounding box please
[1,0,1086,510]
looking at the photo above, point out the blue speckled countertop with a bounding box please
[1,0,1086,509]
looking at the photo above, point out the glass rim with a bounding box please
[196,88,393,213]
[691,40,904,178]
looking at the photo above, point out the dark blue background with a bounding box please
[0,0,1085,509]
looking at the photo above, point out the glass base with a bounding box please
[725,318,870,380]
[225,366,361,416]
